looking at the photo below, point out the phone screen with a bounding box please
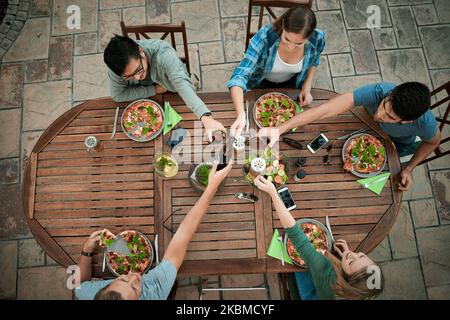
[278,188,295,209]
[308,134,328,152]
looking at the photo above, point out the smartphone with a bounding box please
[306,133,329,154]
[277,187,296,211]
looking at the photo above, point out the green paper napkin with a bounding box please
[267,229,293,265]
[357,172,391,195]
[163,101,182,135]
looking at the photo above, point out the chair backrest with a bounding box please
[419,80,450,165]
[245,0,313,51]
[120,21,191,75]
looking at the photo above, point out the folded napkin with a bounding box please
[163,101,182,135]
[357,172,391,195]
[267,229,293,265]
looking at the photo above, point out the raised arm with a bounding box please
[162,161,233,270]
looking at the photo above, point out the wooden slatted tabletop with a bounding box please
[23,88,402,278]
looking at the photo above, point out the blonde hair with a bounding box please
[327,254,383,300]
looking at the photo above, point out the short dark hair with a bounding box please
[104,35,141,76]
[389,82,431,121]
[272,6,317,38]
[94,284,124,300]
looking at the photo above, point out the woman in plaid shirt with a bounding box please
[227,6,325,137]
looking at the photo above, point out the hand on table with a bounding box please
[299,87,313,107]
[202,116,226,143]
[397,169,414,191]
[230,112,246,137]
[155,84,167,94]
[254,175,277,197]
[258,127,281,149]
[207,159,234,191]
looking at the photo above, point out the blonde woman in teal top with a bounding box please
[254,175,384,300]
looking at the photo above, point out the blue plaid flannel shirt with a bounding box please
[227,24,325,92]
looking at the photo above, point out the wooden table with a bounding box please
[23,88,402,278]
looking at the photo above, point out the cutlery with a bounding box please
[277,236,284,266]
[111,107,120,139]
[363,176,388,189]
[155,234,159,265]
[245,100,250,133]
[325,216,335,245]
[102,249,106,272]
[235,192,258,203]
[336,128,368,140]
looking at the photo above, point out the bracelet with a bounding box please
[81,249,94,257]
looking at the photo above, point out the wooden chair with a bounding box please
[245,0,313,51]
[419,80,450,165]
[120,21,191,75]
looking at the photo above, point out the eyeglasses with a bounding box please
[283,137,304,150]
[323,144,333,165]
[122,56,144,80]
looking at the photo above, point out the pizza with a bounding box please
[107,231,152,275]
[122,100,163,140]
[286,222,329,267]
[343,134,385,174]
[255,93,296,127]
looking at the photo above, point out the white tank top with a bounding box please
[265,50,304,83]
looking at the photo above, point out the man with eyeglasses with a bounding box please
[104,35,225,141]
[258,82,441,192]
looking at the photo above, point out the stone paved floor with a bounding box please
[0,0,449,300]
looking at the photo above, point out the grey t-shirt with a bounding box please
[75,260,177,300]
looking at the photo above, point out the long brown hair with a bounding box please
[327,254,384,300]
[272,6,317,38]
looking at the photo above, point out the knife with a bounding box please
[111,107,120,139]
[336,128,368,140]
[155,234,159,265]
[245,100,249,133]
[325,216,335,245]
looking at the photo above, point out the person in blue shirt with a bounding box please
[259,82,441,192]
[74,160,233,300]
[227,6,325,137]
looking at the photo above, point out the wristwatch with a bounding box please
[200,111,212,120]
[81,249,94,257]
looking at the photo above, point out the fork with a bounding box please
[277,236,284,266]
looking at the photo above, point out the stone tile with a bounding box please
[17,266,73,299]
[0,241,18,299]
[416,225,450,286]
[172,0,221,43]
[430,170,450,223]
[419,25,450,69]
[328,53,355,77]
[368,236,392,263]
[387,0,432,4]
[73,54,109,101]
[52,0,98,35]
[199,42,225,65]
[0,158,19,184]
[123,6,146,25]
[174,285,200,299]
[177,43,201,89]
[0,63,24,109]
[0,109,21,158]
[410,198,439,228]
[388,202,417,259]
[0,184,30,239]
[221,274,268,300]
[99,10,122,51]
[49,36,73,80]
[45,253,58,266]
[377,49,432,87]
[21,131,43,178]
[25,60,48,83]
[100,0,145,9]
[312,55,333,91]
[30,0,51,17]
[222,18,246,62]
[371,28,397,50]
[348,30,379,74]
[201,62,238,92]
[376,258,427,299]
[316,0,340,10]
[412,4,439,25]
[74,33,98,55]
[390,6,421,48]
[333,74,382,93]
[434,0,450,23]
[428,285,450,300]
[315,11,350,54]
[146,0,170,24]
[23,81,72,131]
[220,0,250,17]
[248,15,271,38]
[341,0,391,29]
[402,164,433,200]
[3,18,50,62]
[18,238,45,268]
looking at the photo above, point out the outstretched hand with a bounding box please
[254,175,277,197]
[207,159,234,190]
